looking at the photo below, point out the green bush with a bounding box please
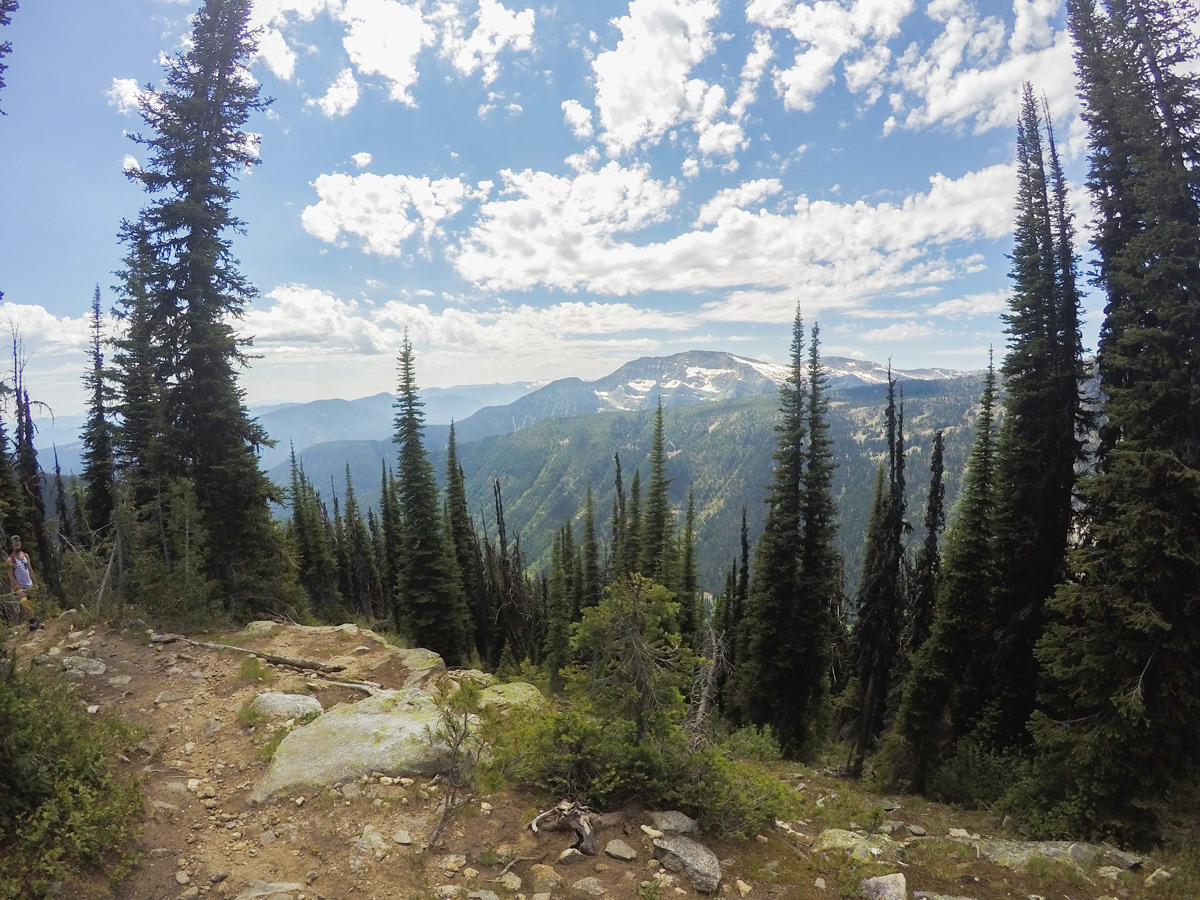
[721,724,783,762]
[927,739,1031,808]
[0,655,144,898]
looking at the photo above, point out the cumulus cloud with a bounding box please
[434,0,536,84]
[245,283,395,354]
[454,161,681,291]
[256,28,298,79]
[308,68,360,116]
[106,77,143,115]
[351,151,373,168]
[122,154,141,174]
[562,99,594,139]
[301,172,486,255]
[694,178,782,227]
[592,0,723,155]
[858,321,940,342]
[340,0,435,105]
[924,289,1009,318]
[749,0,914,112]
[456,158,1015,319]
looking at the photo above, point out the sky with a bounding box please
[0,0,1101,417]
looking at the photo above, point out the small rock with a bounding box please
[754,834,768,844]
[906,824,926,836]
[354,825,388,854]
[859,873,905,900]
[641,824,664,839]
[650,811,700,835]
[62,656,107,676]
[251,691,323,722]
[175,872,191,885]
[440,853,467,872]
[605,839,638,861]
[305,870,318,885]
[178,889,199,900]
[1104,848,1143,870]
[340,781,362,799]
[652,835,721,893]
[184,741,195,755]
[155,690,191,704]
[558,848,587,864]
[1145,867,1173,887]
[947,828,979,840]
[209,871,229,884]
[259,830,277,846]
[202,719,224,740]
[527,863,563,894]
[1067,842,1100,865]
[814,877,826,890]
[463,867,479,879]
[87,704,100,714]
[392,829,412,845]
[468,892,501,900]
[572,876,608,896]
[736,879,752,896]
[1096,865,1123,880]
[498,872,521,890]
[231,885,311,900]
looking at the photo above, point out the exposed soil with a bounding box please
[6,611,1188,900]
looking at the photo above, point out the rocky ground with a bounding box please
[6,610,1192,900]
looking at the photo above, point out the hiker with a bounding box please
[6,535,39,628]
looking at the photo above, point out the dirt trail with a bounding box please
[9,611,1182,900]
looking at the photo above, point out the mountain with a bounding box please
[452,350,965,443]
[272,367,988,594]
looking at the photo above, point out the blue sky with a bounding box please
[1,0,1098,416]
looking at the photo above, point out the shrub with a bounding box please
[722,724,783,762]
[927,739,1031,808]
[0,655,144,898]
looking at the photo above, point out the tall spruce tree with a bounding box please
[0,0,15,116]
[734,307,833,755]
[582,485,603,610]
[1027,0,1200,841]
[903,430,945,662]
[986,85,1091,750]
[891,358,999,791]
[80,286,116,538]
[116,0,296,612]
[846,372,907,777]
[392,334,472,665]
[639,401,676,589]
[444,423,486,656]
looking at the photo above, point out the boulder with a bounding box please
[652,835,721,893]
[965,838,1100,872]
[604,839,637,861]
[250,692,323,722]
[62,656,107,676]
[231,881,304,900]
[860,874,905,900]
[650,810,700,835]
[478,680,546,711]
[249,689,450,803]
[813,829,901,863]
[1104,848,1143,869]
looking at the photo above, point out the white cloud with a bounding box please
[562,99,594,139]
[122,154,141,173]
[256,28,298,80]
[858,321,940,342]
[301,172,485,255]
[592,0,722,156]
[245,283,395,354]
[681,157,700,178]
[731,30,773,119]
[454,161,681,291]
[106,77,143,115]
[694,178,782,227]
[456,159,1015,317]
[434,0,536,84]
[351,152,373,168]
[308,68,360,116]
[924,289,1008,317]
[748,0,914,112]
[340,0,435,105]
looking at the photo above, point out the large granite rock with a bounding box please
[860,874,905,900]
[814,829,902,863]
[249,688,450,802]
[652,835,721,893]
[250,692,323,721]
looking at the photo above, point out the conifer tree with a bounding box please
[639,401,676,588]
[52,449,74,545]
[846,373,906,777]
[622,469,642,578]
[342,466,382,619]
[904,430,945,661]
[392,334,472,665]
[1027,0,1200,841]
[676,490,700,645]
[79,286,116,538]
[609,453,627,579]
[116,0,296,611]
[891,358,999,791]
[544,525,571,694]
[986,85,1091,750]
[378,462,401,600]
[582,484,603,610]
[734,307,832,755]
[287,447,341,617]
[444,423,485,654]
[0,0,16,116]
